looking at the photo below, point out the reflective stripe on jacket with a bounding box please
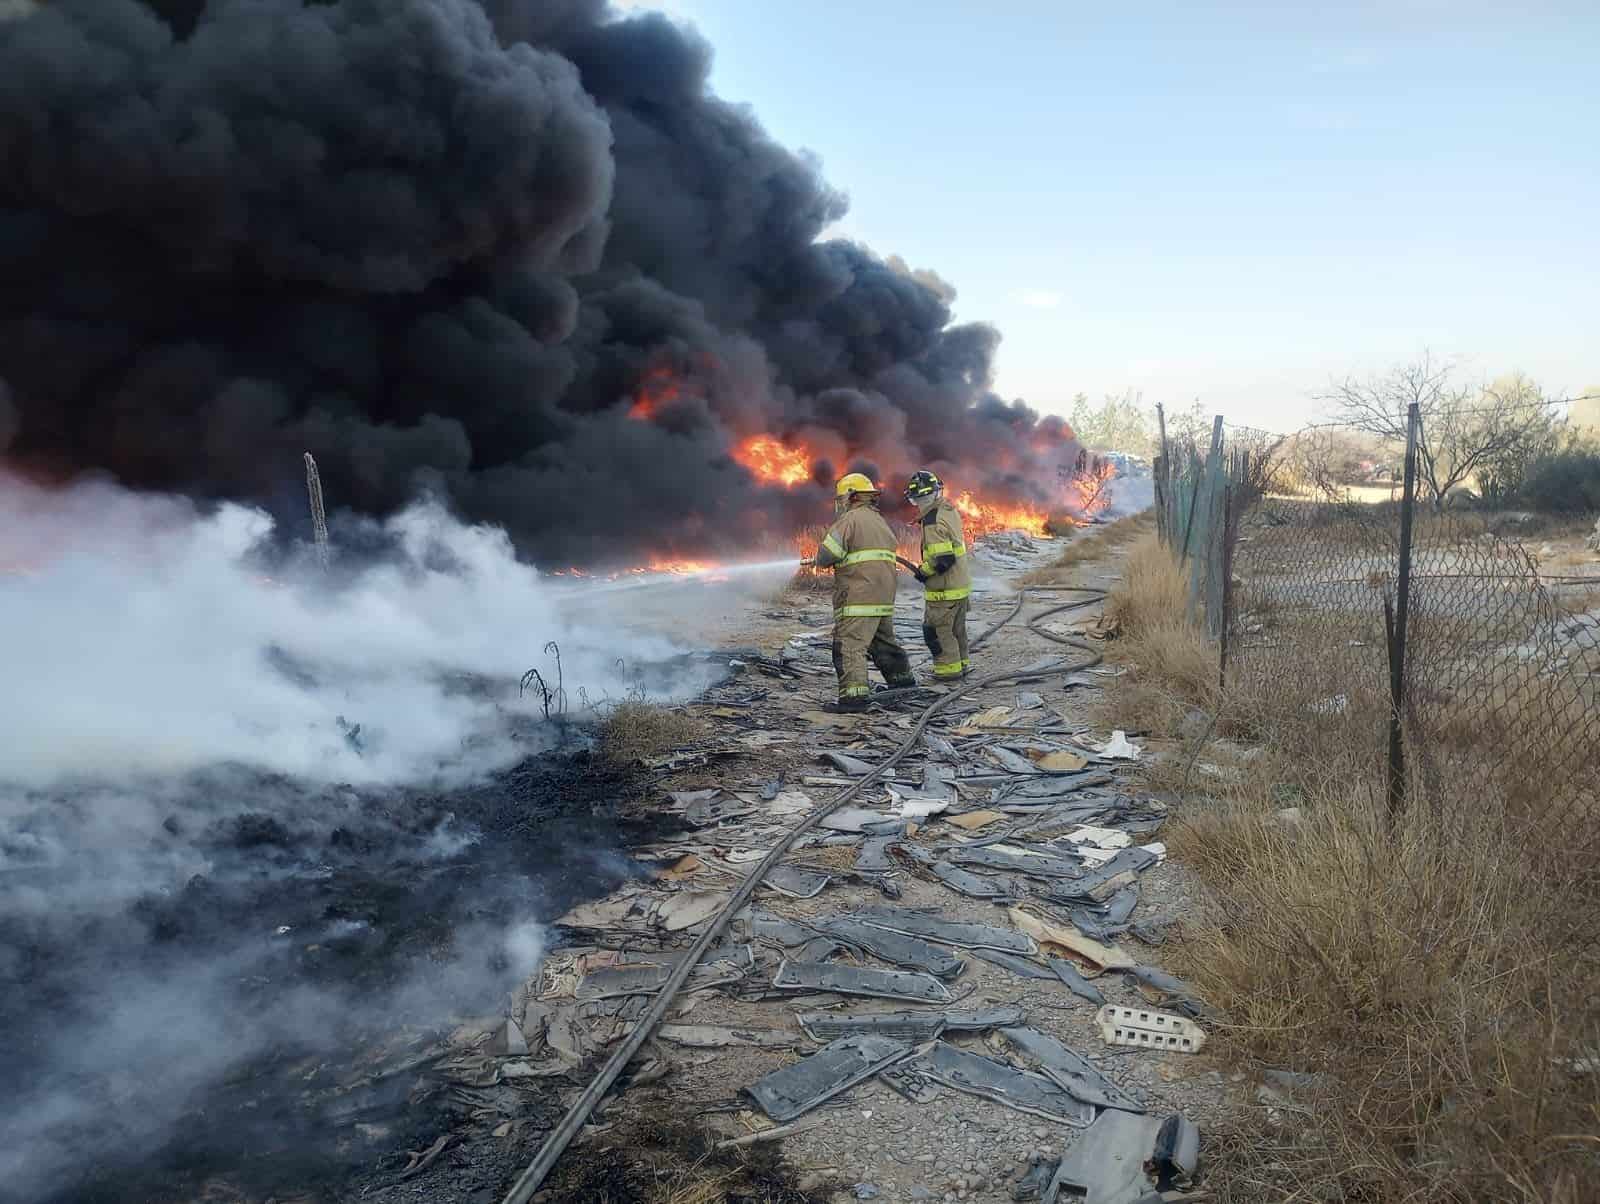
[919,500,971,602]
[817,504,899,620]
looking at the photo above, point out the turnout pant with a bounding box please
[832,614,914,699]
[922,597,971,678]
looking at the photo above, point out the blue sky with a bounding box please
[621,0,1597,429]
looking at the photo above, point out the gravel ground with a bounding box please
[528,531,1243,1204]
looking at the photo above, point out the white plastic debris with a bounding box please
[1095,1004,1206,1053]
[1307,693,1349,716]
[893,795,951,820]
[1065,826,1132,851]
[1095,730,1142,760]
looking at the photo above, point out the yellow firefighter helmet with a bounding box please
[834,472,879,497]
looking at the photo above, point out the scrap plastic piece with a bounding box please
[949,844,1084,879]
[901,1041,1095,1126]
[972,948,1058,981]
[796,1006,1023,1043]
[1127,965,1216,1020]
[765,865,833,899]
[821,807,891,832]
[576,964,671,999]
[999,1027,1144,1112]
[658,1024,798,1048]
[1043,1109,1165,1204]
[818,751,877,776]
[746,910,814,947]
[683,792,758,827]
[927,860,1016,899]
[1149,1114,1200,1188]
[1009,907,1136,972]
[851,909,1039,955]
[856,835,895,872]
[814,917,965,979]
[1096,1004,1207,1053]
[772,960,954,1004]
[1047,958,1107,1005]
[745,1034,912,1122]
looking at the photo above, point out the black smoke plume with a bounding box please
[0,0,1084,564]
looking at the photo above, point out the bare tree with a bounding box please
[1321,354,1553,510]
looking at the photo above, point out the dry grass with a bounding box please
[1101,532,1218,712]
[1091,534,1600,1202]
[598,701,707,764]
[1022,510,1153,586]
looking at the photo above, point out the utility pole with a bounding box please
[304,452,329,572]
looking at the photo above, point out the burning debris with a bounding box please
[0,0,1105,567]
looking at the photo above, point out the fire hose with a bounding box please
[499,586,1108,1204]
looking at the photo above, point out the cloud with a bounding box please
[1017,289,1064,310]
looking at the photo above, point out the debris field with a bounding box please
[475,531,1229,1204]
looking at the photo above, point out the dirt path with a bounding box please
[488,526,1230,1204]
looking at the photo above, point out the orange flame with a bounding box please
[950,491,1052,539]
[628,364,682,421]
[642,557,719,576]
[732,434,812,488]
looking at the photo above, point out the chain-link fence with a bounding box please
[1154,403,1600,926]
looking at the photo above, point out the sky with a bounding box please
[620,0,1598,430]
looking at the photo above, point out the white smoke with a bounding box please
[0,470,711,788]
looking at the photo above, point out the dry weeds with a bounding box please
[1092,533,1600,1202]
[598,701,707,764]
[1022,510,1153,586]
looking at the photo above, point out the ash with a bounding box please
[1,746,673,1204]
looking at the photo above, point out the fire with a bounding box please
[628,364,682,421]
[642,557,719,576]
[732,434,812,488]
[950,491,1052,539]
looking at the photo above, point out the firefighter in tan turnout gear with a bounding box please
[813,473,915,710]
[903,470,972,679]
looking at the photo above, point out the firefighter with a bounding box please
[903,470,972,680]
[813,472,915,709]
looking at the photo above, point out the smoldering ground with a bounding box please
[0,0,1089,565]
[0,472,743,1202]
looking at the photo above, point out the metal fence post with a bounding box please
[1218,483,1237,688]
[1188,417,1225,625]
[1155,403,1169,546]
[1386,402,1420,817]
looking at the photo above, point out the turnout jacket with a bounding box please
[815,503,899,619]
[918,500,971,601]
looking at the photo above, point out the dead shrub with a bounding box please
[1022,510,1153,585]
[1097,532,1600,1201]
[1168,788,1600,1202]
[598,701,706,764]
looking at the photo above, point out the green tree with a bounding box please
[1068,389,1155,454]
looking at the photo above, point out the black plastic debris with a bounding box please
[928,860,1017,900]
[998,1026,1144,1112]
[1148,1114,1200,1188]
[745,1034,912,1122]
[814,918,965,979]
[901,1041,1095,1126]
[851,908,1039,955]
[1046,957,1106,1005]
[856,835,895,872]
[796,1005,1024,1043]
[764,865,833,899]
[575,964,671,1000]
[818,750,877,776]
[1043,1109,1166,1204]
[972,949,1058,981]
[948,845,1084,879]
[1125,965,1219,1022]
[682,791,759,827]
[772,960,954,1003]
